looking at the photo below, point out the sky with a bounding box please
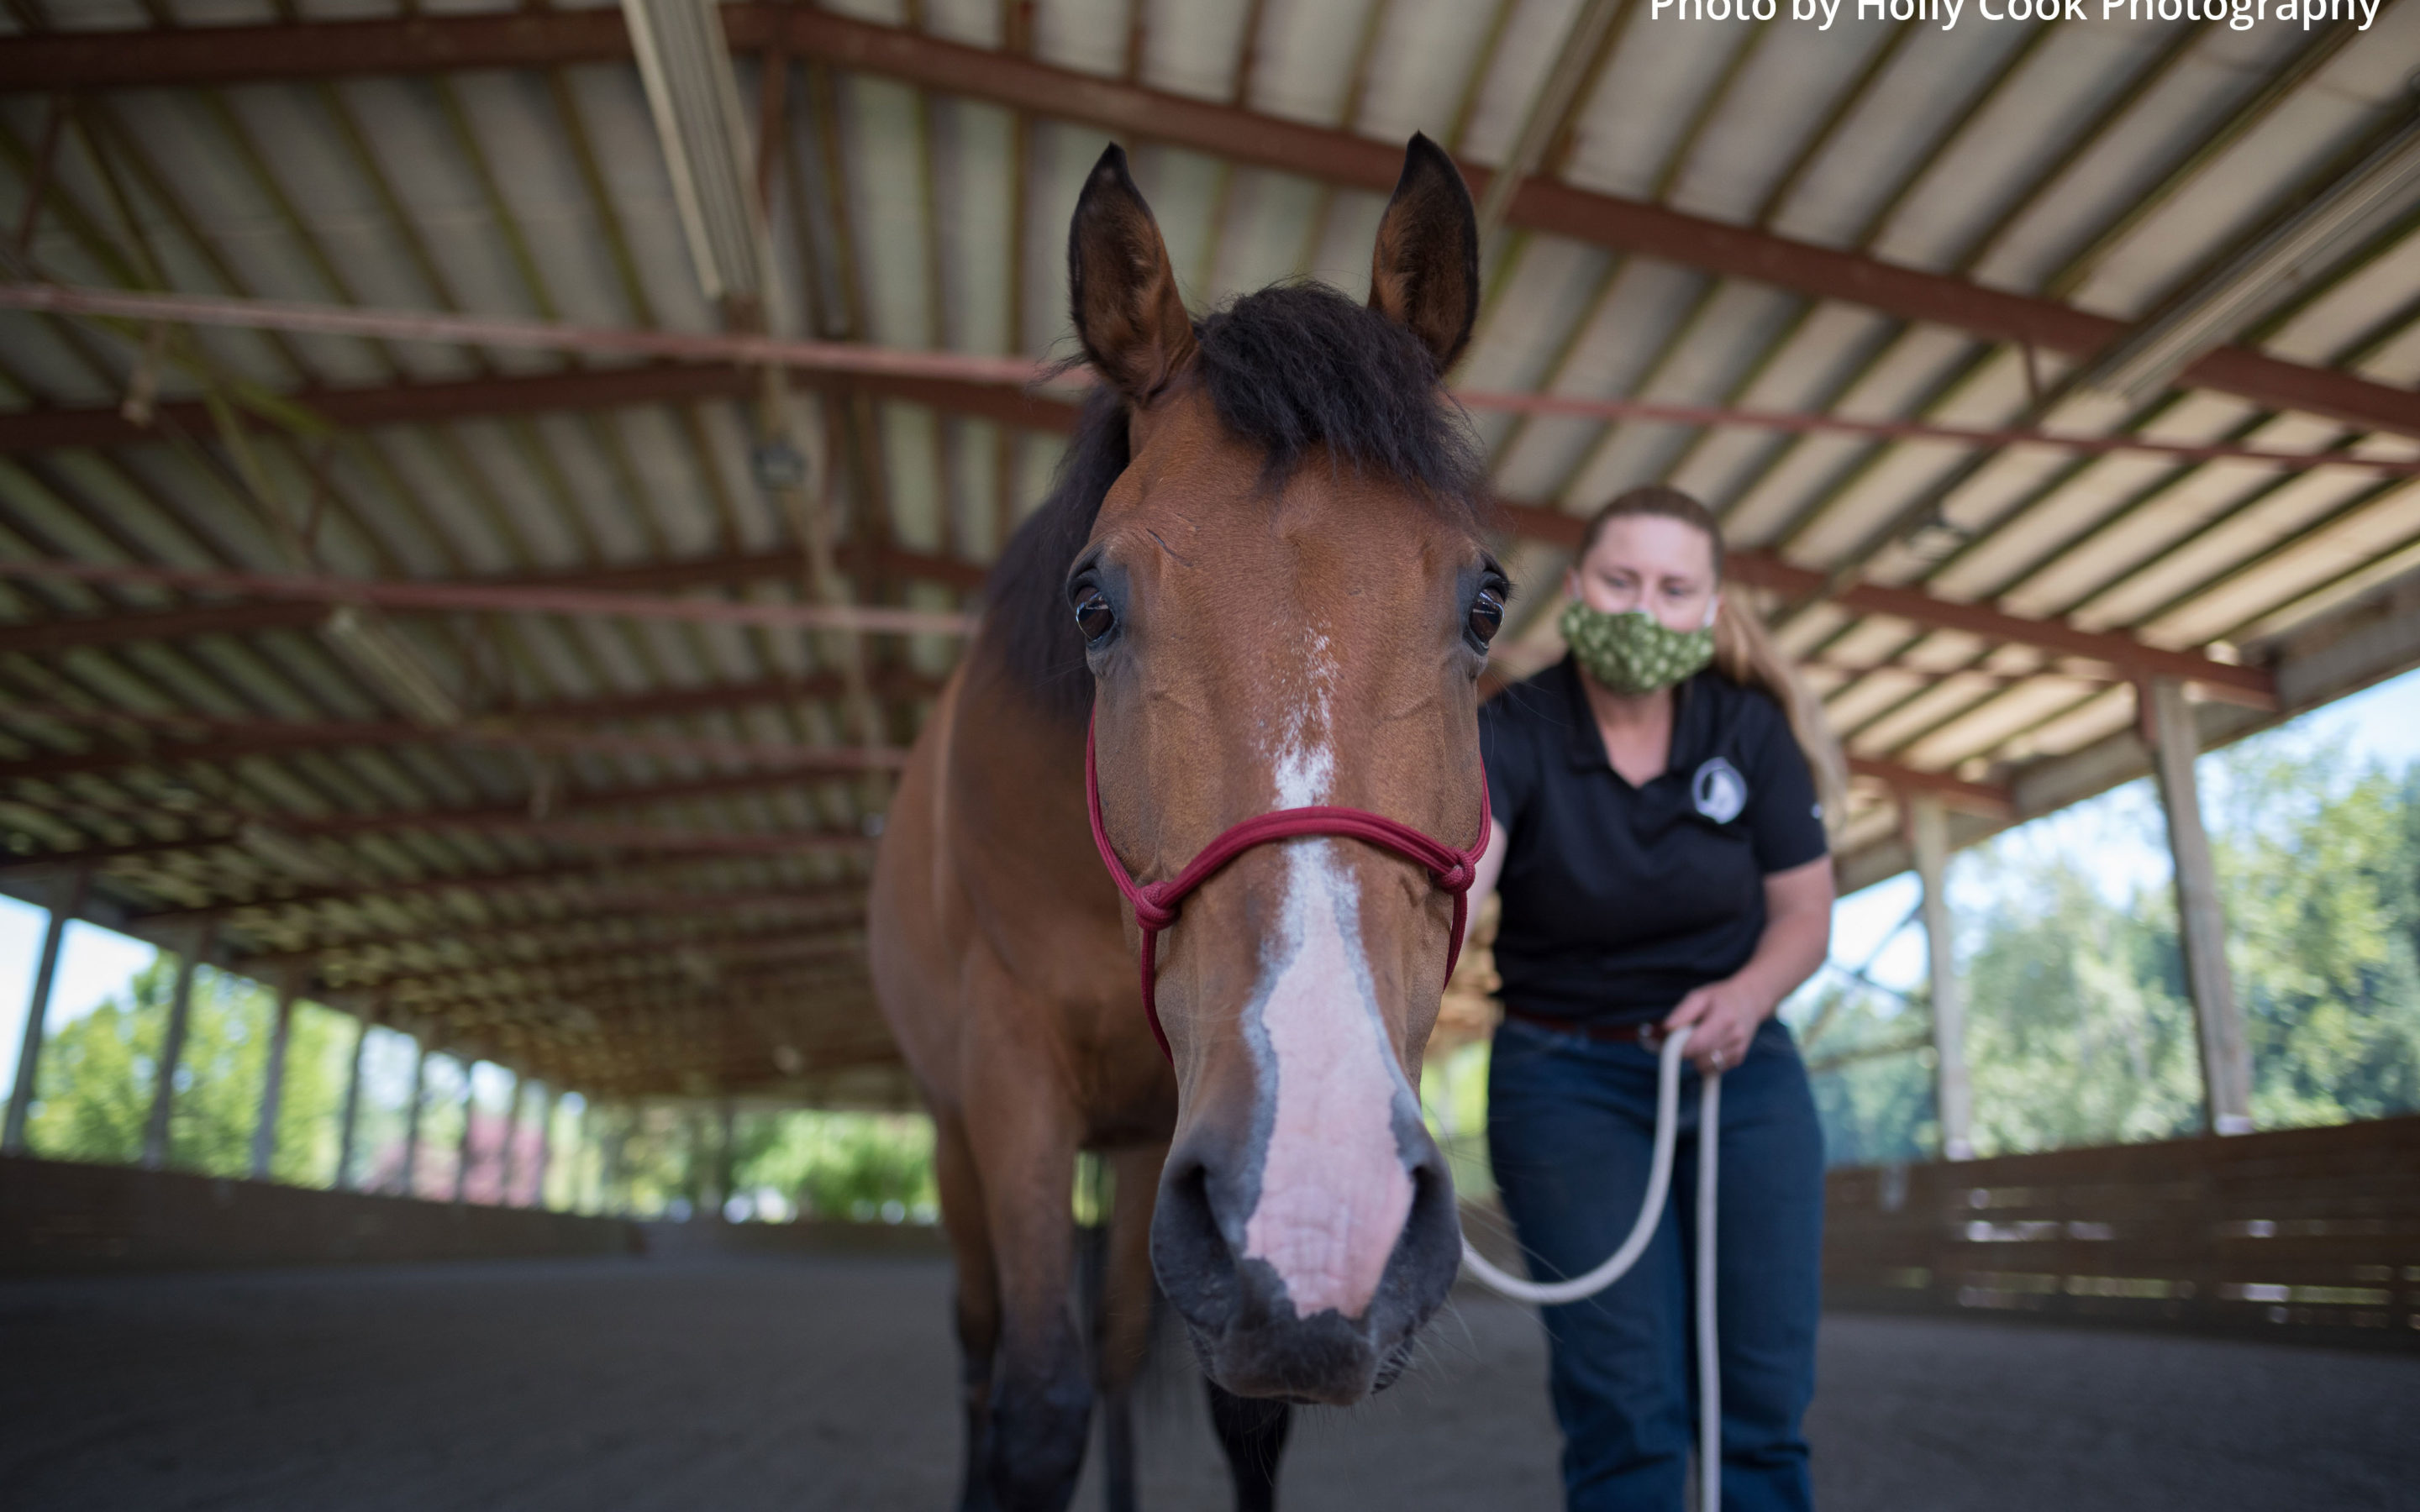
[1821,663,2420,999]
[6,664,2420,1096]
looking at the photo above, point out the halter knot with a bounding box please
[1129,887,1182,932]
[1083,711,1491,1063]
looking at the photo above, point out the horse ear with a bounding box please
[1069,144,1197,405]
[1368,133,1479,372]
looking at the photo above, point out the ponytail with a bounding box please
[1577,487,1849,839]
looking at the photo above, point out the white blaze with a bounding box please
[1239,646,1417,1320]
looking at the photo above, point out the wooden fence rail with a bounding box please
[1823,1115,2420,1350]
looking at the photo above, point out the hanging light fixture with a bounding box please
[320,604,463,728]
[620,0,777,318]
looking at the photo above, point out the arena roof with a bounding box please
[3,0,2419,1104]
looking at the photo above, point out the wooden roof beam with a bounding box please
[1844,757,2011,817]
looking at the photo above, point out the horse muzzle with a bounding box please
[1150,1122,1462,1405]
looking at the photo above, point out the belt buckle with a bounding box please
[1636,1022,1666,1052]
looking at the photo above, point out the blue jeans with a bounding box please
[1486,1015,1823,1512]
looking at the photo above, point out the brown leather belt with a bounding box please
[1502,1005,1667,1046]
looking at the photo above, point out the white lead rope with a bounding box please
[1457,1024,1724,1512]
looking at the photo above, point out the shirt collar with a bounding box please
[1555,653,1712,780]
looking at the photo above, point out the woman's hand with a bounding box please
[1661,979,1766,1074]
[1663,856,1835,1075]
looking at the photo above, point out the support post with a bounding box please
[1909,793,1974,1162]
[140,921,214,1170]
[452,1058,479,1202]
[2145,677,2254,1135]
[333,1007,371,1191]
[602,1104,628,1216]
[529,1084,556,1210]
[496,1072,522,1205]
[398,1035,428,1196]
[684,1106,706,1217]
[3,866,87,1152]
[247,972,298,1181]
[715,1095,737,1219]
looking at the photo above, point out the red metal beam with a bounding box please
[133,864,868,930]
[771,9,2420,440]
[0,373,2268,708]
[1493,501,2275,706]
[0,706,909,782]
[0,284,1048,391]
[61,810,866,861]
[0,11,632,87]
[521,669,944,723]
[12,287,2415,475]
[0,356,1073,455]
[1,672,952,783]
[0,556,975,637]
[370,936,867,1004]
[282,806,870,854]
[404,965,877,1026]
[0,543,988,657]
[1,506,2266,710]
[231,899,863,974]
[0,598,321,655]
[5,11,2402,436]
[0,776,874,879]
[320,937,868,1001]
[0,362,748,453]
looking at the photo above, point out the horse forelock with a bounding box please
[982,281,1489,727]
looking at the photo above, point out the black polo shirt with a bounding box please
[1479,655,1828,1026]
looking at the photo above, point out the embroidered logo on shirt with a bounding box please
[1692,757,1748,825]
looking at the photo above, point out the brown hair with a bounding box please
[1576,486,1849,838]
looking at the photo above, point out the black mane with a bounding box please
[984,281,1488,724]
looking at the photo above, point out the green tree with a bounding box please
[26,958,355,1181]
[1891,738,2420,1163]
[1959,856,2203,1155]
[2208,741,2420,1128]
[1791,976,1936,1167]
[735,1109,938,1220]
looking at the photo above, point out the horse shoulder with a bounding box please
[869,667,979,1096]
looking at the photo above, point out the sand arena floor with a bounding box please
[4,1252,2413,1510]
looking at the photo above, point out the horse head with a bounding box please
[1068,135,1500,1405]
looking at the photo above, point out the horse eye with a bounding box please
[1467,586,1505,646]
[1072,586,1118,645]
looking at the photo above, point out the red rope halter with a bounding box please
[1083,712,1491,1063]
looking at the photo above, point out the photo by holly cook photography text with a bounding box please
[1655,0,2384,30]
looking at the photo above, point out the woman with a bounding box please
[1465,485,1846,1511]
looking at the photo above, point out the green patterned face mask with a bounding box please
[1560,600,1715,696]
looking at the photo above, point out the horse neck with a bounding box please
[948,648,1117,906]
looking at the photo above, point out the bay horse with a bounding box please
[868,134,1501,1512]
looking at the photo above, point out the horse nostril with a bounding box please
[1407,1148,1453,1226]
[1392,1135,1462,1272]
[1151,1154,1241,1328]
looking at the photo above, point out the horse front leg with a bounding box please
[1094,1142,1165,1512]
[935,1111,1003,1512]
[962,973,1092,1511]
[1207,1381,1292,1512]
